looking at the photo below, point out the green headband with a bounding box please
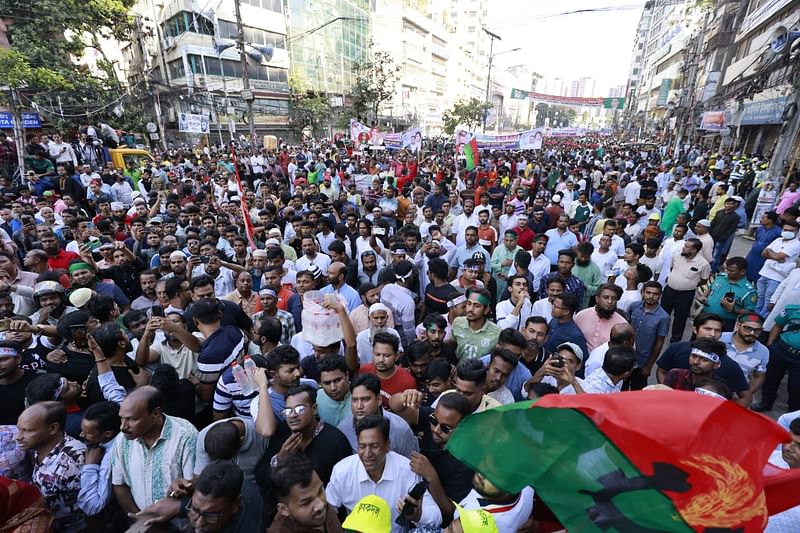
[467,291,491,307]
[69,262,94,274]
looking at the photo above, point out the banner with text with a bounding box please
[382,128,423,151]
[178,113,210,134]
[510,89,625,109]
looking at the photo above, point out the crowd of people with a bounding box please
[1,127,800,532]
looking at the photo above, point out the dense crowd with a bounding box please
[1,128,800,532]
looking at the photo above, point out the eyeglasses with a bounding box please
[740,324,763,334]
[186,503,224,524]
[282,404,308,418]
[429,413,453,435]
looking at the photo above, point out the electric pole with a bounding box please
[234,0,256,146]
[482,28,500,133]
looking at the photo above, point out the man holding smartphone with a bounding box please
[702,257,757,332]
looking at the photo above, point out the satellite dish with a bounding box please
[760,26,800,68]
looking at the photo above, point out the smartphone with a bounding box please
[552,354,565,368]
[151,306,164,318]
[200,256,210,264]
[724,291,735,301]
[88,236,100,244]
[374,227,386,236]
[396,480,430,527]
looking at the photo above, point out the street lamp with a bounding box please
[482,27,520,133]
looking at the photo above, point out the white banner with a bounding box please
[178,112,210,134]
[518,129,544,150]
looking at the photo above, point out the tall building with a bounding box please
[624,2,653,127]
[121,0,291,141]
[284,0,371,99]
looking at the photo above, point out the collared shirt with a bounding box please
[574,308,628,353]
[111,415,198,510]
[131,294,158,311]
[544,228,578,264]
[326,451,442,533]
[78,439,114,516]
[667,253,710,291]
[720,332,769,378]
[338,411,419,458]
[253,309,296,345]
[538,272,586,307]
[629,302,670,367]
[296,252,332,275]
[320,282,361,312]
[451,316,502,361]
[33,435,86,531]
[703,273,757,320]
[356,327,403,365]
[775,304,800,349]
[267,503,344,533]
[223,289,260,316]
[543,318,589,361]
[580,368,623,394]
[459,486,535,533]
[317,390,352,427]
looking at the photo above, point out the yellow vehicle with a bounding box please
[108,148,155,171]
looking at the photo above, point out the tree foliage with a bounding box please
[0,48,70,91]
[442,97,493,135]
[351,42,400,121]
[288,69,331,137]
[0,0,141,129]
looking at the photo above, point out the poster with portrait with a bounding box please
[401,128,423,153]
[518,128,544,150]
[178,113,210,134]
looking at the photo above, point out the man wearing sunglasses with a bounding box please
[389,387,475,525]
[720,314,769,402]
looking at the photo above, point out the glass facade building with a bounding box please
[285,0,372,95]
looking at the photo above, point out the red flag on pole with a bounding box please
[229,150,258,251]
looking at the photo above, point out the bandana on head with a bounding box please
[467,290,491,307]
[447,294,467,308]
[738,313,764,325]
[69,262,94,275]
[0,347,18,357]
[691,348,720,364]
[259,288,278,298]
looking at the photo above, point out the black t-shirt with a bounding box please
[45,347,95,383]
[0,371,37,425]
[656,341,749,393]
[415,405,474,502]
[425,283,454,315]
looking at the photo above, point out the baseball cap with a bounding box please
[648,213,661,221]
[342,495,392,533]
[471,252,486,263]
[556,341,584,362]
[453,503,499,533]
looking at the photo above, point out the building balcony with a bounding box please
[707,31,734,50]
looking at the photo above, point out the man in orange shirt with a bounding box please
[476,208,498,253]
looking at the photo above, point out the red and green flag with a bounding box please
[464,137,479,171]
[446,391,800,532]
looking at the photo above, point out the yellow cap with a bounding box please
[454,503,499,533]
[342,495,392,533]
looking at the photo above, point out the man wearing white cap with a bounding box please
[694,219,714,264]
[355,303,403,365]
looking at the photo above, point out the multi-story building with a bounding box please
[624,2,653,130]
[122,0,291,142]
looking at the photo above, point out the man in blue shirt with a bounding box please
[78,401,124,528]
[320,261,361,312]
[628,281,670,390]
[543,292,588,368]
[544,213,578,265]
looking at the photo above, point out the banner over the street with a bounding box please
[510,88,625,110]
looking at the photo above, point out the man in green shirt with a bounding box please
[572,241,603,309]
[315,356,352,427]
[702,257,757,332]
[451,288,501,361]
[490,230,522,298]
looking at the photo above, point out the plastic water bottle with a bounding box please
[243,356,257,383]
[232,362,255,395]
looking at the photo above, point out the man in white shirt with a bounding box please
[757,221,800,317]
[624,175,641,206]
[295,236,332,275]
[48,133,78,168]
[326,416,442,533]
[590,220,625,259]
[451,199,478,248]
[496,275,534,331]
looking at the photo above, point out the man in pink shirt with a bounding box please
[574,283,629,352]
[776,182,800,214]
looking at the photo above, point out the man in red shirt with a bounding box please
[513,214,536,251]
[40,230,79,273]
[357,331,416,408]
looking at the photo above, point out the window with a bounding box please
[217,20,286,49]
[162,11,213,38]
[167,59,185,79]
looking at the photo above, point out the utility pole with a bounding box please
[482,28,500,133]
[233,0,256,146]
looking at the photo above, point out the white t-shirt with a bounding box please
[591,249,616,274]
[759,237,800,282]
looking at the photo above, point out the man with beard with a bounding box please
[82,241,146,302]
[0,340,38,425]
[130,270,158,310]
[135,311,200,380]
[421,314,457,365]
[295,236,332,276]
[574,283,628,352]
[40,229,79,273]
[662,238,710,343]
[491,230,522,298]
[662,339,727,392]
[267,454,344,533]
[69,259,130,311]
[538,249,586,307]
[357,249,382,285]
[355,303,403,365]
[167,250,190,280]
[529,207,550,235]
[449,226,491,281]
[320,262,360,312]
[389,388,475,523]
[337,372,418,460]
[721,314,769,400]
[255,288,295,346]
[316,356,352,427]
[572,241,603,310]
[451,288,501,362]
[354,331,416,408]
[350,283,394,335]
[29,280,75,336]
[451,198,478,247]
[520,316,551,377]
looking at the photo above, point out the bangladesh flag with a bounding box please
[464,137,479,171]
[445,391,800,532]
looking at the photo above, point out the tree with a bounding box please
[288,69,331,137]
[0,0,140,129]
[351,42,400,121]
[0,48,70,92]
[442,97,493,135]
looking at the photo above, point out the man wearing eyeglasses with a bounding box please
[254,384,352,521]
[721,314,769,402]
